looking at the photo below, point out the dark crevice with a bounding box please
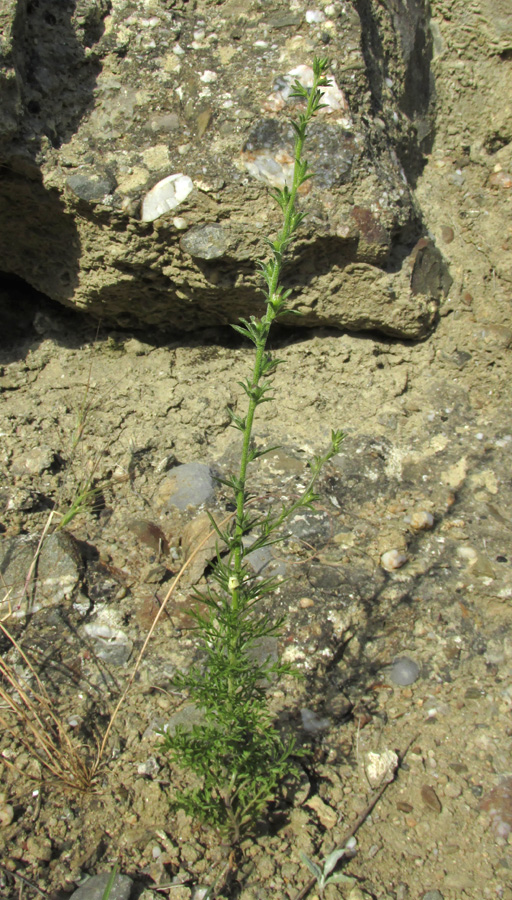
[352,0,436,184]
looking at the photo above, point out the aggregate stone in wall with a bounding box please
[0,0,450,338]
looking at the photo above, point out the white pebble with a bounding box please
[141,173,193,222]
[380,549,408,571]
[200,70,218,83]
[365,750,398,788]
[391,657,420,685]
[84,622,128,643]
[458,545,478,561]
[305,9,326,23]
[405,510,434,531]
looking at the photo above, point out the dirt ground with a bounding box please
[1,1,512,898]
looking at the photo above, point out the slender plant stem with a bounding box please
[228,58,332,682]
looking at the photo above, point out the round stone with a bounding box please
[390,657,420,686]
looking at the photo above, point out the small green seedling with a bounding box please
[55,474,103,530]
[299,839,356,896]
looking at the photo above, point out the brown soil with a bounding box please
[1,2,511,899]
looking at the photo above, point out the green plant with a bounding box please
[55,471,104,531]
[299,845,356,897]
[160,57,344,841]
[101,864,119,900]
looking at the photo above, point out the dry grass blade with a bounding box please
[97,510,236,760]
[0,621,100,791]
[0,505,236,791]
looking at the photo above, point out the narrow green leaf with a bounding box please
[324,848,349,877]
[100,865,119,900]
[326,873,356,886]
[299,853,323,883]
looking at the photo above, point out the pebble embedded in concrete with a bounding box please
[180,224,230,260]
[381,549,408,571]
[390,657,420,686]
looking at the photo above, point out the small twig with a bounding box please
[19,510,55,614]
[0,861,50,898]
[291,733,419,900]
[207,849,238,899]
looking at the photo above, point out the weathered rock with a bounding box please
[69,872,133,900]
[0,530,82,619]
[155,462,217,510]
[0,0,450,337]
[83,621,133,667]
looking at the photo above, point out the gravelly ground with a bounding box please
[1,1,512,898]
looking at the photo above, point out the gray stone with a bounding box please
[243,539,287,579]
[164,704,204,737]
[248,635,279,669]
[180,224,231,260]
[83,622,133,667]
[66,173,116,203]
[0,530,82,620]
[288,509,331,544]
[0,0,449,339]
[422,892,444,900]
[162,462,216,510]
[300,708,331,733]
[70,872,133,900]
[390,657,421,686]
[93,638,133,667]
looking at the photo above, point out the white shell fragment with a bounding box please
[365,750,399,788]
[141,173,194,222]
[405,510,434,531]
[380,549,408,571]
